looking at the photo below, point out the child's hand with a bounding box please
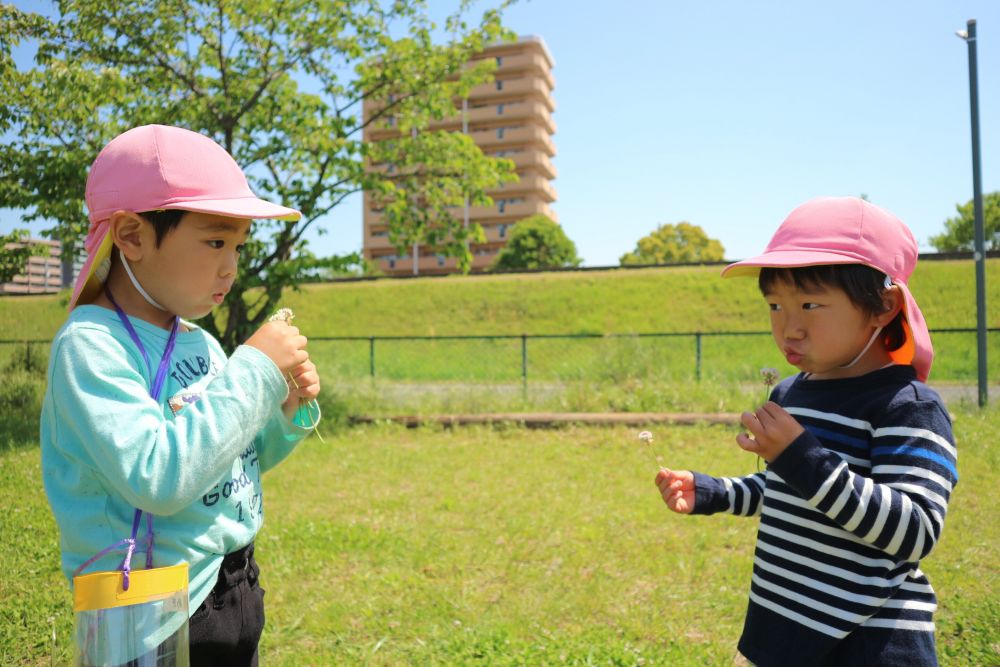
[736,401,804,463]
[245,321,309,375]
[655,469,696,514]
[282,360,320,420]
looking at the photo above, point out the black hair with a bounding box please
[758,265,906,351]
[138,209,187,247]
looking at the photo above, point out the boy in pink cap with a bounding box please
[655,197,956,666]
[41,125,321,665]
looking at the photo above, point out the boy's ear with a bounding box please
[109,211,150,262]
[876,286,904,326]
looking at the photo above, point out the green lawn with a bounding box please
[1,260,997,664]
[3,410,997,665]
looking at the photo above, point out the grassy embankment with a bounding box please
[5,260,997,421]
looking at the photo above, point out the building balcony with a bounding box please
[466,77,555,112]
[498,149,557,180]
[364,196,556,236]
[368,243,505,276]
[365,143,557,184]
[488,172,556,201]
[471,49,553,78]
[469,124,555,155]
[432,100,556,135]
[367,98,556,140]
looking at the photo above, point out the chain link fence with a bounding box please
[5,328,996,418]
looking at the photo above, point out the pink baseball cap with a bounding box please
[70,124,301,309]
[722,196,933,381]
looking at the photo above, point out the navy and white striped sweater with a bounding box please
[692,365,956,667]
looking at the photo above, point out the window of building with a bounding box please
[498,200,506,213]
[497,104,504,115]
[499,224,508,239]
[496,127,505,139]
[495,56,503,67]
[437,255,445,267]
[496,80,504,91]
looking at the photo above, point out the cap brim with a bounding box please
[722,249,873,278]
[157,196,301,222]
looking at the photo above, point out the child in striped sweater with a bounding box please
[656,197,956,667]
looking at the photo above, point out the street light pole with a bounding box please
[957,19,988,407]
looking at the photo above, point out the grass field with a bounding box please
[1,261,997,664]
[2,411,997,666]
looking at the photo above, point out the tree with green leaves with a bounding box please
[0,0,515,350]
[619,222,725,266]
[929,192,1000,252]
[491,214,580,271]
[0,229,48,284]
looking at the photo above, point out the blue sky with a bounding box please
[3,0,998,266]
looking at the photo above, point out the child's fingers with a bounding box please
[741,410,762,435]
[736,432,759,453]
[655,468,678,490]
[288,364,317,384]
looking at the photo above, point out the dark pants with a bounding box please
[189,543,265,667]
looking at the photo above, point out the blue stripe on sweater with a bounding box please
[804,425,868,450]
[871,445,958,481]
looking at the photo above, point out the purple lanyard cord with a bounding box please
[105,289,180,402]
[73,289,179,590]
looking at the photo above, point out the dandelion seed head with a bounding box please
[268,308,295,324]
[638,430,654,443]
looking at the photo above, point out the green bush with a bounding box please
[0,371,43,449]
[0,370,41,410]
[1,342,48,375]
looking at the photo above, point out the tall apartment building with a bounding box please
[0,238,66,295]
[362,35,557,275]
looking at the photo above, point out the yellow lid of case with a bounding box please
[73,563,188,612]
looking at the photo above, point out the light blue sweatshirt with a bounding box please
[40,305,316,615]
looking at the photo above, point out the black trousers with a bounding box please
[189,542,265,667]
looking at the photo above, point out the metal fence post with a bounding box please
[695,332,702,382]
[369,336,375,379]
[521,334,528,397]
[25,341,31,371]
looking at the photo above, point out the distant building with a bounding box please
[362,35,557,275]
[0,238,68,295]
